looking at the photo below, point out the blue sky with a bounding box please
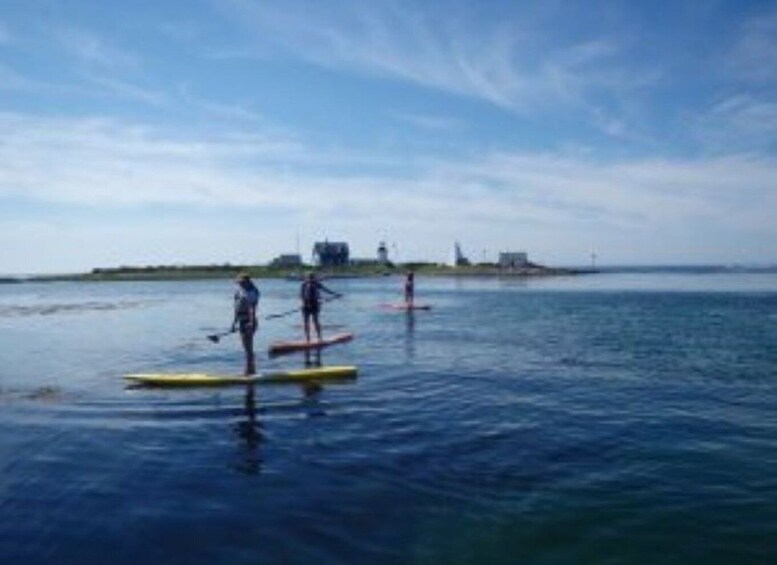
[0,0,775,272]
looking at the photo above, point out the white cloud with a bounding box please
[0,111,774,268]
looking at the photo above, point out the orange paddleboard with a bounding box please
[269,332,354,356]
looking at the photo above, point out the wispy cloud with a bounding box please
[157,20,201,43]
[176,85,263,122]
[0,21,11,44]
[693,94,777,152]
[392,112,464,131]
[52,25,139,68]
[84,73,168,106]
[216,1,653,123]
[728,8,777,83]
[710,95,777,134]
[0,62,27,90]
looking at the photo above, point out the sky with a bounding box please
[0,0,775,273]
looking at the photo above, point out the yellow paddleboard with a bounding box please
[124,365,357,387]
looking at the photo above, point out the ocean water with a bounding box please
[0,273,775,564]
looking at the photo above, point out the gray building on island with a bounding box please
[313,241,350,267]
[499,252,529,268]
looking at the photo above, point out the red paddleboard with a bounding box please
[380,304,432,311]
[269,332,354,356]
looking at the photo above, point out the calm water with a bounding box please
[0,273,775,564]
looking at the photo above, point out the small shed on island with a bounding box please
[271,254,302,267]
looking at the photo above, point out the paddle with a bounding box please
[206,328,236,343]
[206,294,343,342]
[265,293,343,320]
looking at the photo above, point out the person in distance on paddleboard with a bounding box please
[232,273,260,375]
[404,271,415,307]
[301,272,340,343]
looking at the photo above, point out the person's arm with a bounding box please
[318,281,340,297]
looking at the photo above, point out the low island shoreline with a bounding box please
[4,262,594,283]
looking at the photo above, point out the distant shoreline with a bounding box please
[2,263,591,283]
[4,263,777,284]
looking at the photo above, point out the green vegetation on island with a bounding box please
[12,261,588,283]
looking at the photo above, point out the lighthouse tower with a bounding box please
[377,241,389,264]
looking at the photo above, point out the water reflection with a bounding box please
[301,381,326,418]
[233,384,263,475]
[232,355,333,474]
[302,349,327,416]
[404,310,416,360]
[303,348,322,367]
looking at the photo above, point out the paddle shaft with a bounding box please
[265,294,342,320]
[207,294,342,341]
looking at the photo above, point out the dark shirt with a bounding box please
[300,279,333,308]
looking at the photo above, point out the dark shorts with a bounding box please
[302,303,320,317]
[238,319,257,334]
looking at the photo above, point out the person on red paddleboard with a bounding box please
[231,273,260,375]
[301,272,340,342]
[404,271,415,307]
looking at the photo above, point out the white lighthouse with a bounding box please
[377,241,389,264]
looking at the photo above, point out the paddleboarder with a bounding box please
[404,271,415,307]
[232,273,260,375]
[301,272,339,342]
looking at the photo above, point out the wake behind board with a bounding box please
[269,332,353,356]
[380,303,432,311]
[124,365,357,387]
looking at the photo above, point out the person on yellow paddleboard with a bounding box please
[232,273,260,375]
[300,272,340,343]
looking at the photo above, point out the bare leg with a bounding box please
[241,327,256,375]
[303,311,311,342]
[312,311,322,341]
